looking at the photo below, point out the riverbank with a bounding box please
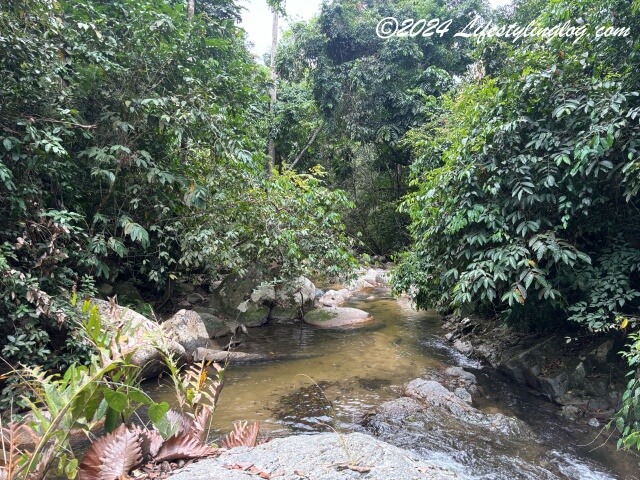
[441,314,629,425]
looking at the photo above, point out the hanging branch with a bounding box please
[290,123,324,169]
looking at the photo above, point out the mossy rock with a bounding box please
[209,266,270,327]
[305,309,334,323]
[304,307,371,328]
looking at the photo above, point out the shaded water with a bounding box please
[147,289,640,479]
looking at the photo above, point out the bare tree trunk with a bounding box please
[266,9,279,176]
[187,0,195,23]
[290,123,324,169]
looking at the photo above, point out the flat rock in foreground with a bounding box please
[170,432,458,480]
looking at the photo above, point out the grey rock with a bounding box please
[161,310,210,358]
[586,397,610,412]
[453,339,473,355]
[454,387,473,404]
[186,293,206,305]
[304,307,372,328]
[404,379,533,438]
[608,391,622,409]
[209,267,271,326]
[592,340,614,364]
[250,282,276,304]
[570,361,587,388]
[497,336,573,401]
[559,405,580,420]
[444,366,477,386]
[195,310,233,338]
[540,371,570,399]
[347,268,389,291]
[279,276,316,309]
[169,433,459,480]
[588,417,601,428]
[210,268,317,324]
[318,288,351,307]
[406,379,454,408]
[444,332,454,342]
[89,298,185,379]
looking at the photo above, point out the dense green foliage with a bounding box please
[0,0,353,373]
[4,0,640,455]
[613,330,640,452]
[395,0,640,333]
[273,0,484,255]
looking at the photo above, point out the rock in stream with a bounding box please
[169,432,460,479]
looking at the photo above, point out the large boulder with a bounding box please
[193,308,236,338]
[347,267,390,292]
[161,310,210,358]
[403,378,533,438]
[317,288,351,307]
[89,299,185,378]
[497,336,575,401]
[270,276,317,322]
[209,267,271,327]
[304,306,372,328]
[169,432,460,480]
[210,268,317,325]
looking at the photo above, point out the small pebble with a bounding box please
[587,418,601,428]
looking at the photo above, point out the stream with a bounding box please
[147,288,640,479]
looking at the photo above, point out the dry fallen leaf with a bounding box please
[334,463,372,474]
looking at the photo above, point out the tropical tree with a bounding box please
[274,0,486,255]
[0,0,354,375]
[395,0,640,332]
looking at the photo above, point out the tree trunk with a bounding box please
[187,0,195,23]
[290,123,324,169]
[266,9,279,175]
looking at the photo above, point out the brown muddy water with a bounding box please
[145,289,640,479]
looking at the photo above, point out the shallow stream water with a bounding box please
[147,288,640,479]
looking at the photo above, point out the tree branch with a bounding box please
[290,123,324,169]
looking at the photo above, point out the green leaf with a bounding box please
[148,401,170,424]
[104,406,120,433]
[104,389,128,413]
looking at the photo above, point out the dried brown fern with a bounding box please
[153,433,216,463]
[1,421,39,480]
[78,424,143,480]
[188,407,211,442]
[129,426,163,462]
[221,421,260,449]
